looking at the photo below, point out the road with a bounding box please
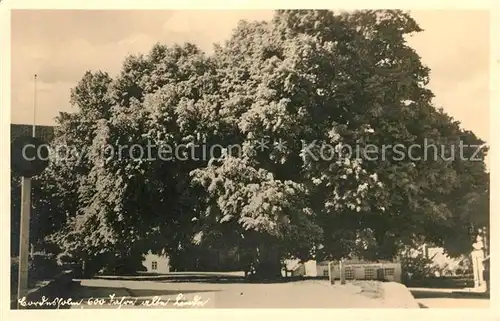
[21,272,488,309]
[62,275,417,309]
[409,288,490,309]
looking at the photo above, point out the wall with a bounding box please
[142,251,170,274]
[317,261,329,277]
[304,260,318,277]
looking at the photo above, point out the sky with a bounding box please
[10,10,490,143]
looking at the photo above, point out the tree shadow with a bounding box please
[97,273,243,282]
[157,276,314,284]
[128,288,219,297]
[69,282,131,300]
[96,273,309,284]
[68,280,220,308]
[404,277,474,289]
[410,289,490,300]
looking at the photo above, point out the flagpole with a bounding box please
[33,74,37,138]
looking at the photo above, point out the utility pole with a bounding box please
[33,74,37,137]
[16,74,37,309]
[31,74,37,258]
[17,177,31,309]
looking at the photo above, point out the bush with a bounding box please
[11,257,20,293]
[11,257,38,290]
[56,252,81,266]
[401,253,438,281]
[30,254,61,280]
[11,254,62,293]
[457,256,473,275]
[100,257,145,275]
[80,253,145,276]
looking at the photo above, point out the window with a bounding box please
[384,268,395,276]
[323,270,329,277]
[345,267,355,280]
[364,268,376,280]
[152,261,158,270]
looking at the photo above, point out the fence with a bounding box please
[327,261,402,284]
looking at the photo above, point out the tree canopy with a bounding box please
[19,10,489,277]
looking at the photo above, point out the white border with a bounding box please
[1,1,498,320]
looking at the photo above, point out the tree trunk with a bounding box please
[254,259,282,279]
[253,245,282,280]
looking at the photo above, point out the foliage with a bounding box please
[400,253,438,281]
[10,125,57,255]
[24,10,489,277]
[11,254,62,294]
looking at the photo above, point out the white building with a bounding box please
[285,259,402,282]
[142,251,170,273]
